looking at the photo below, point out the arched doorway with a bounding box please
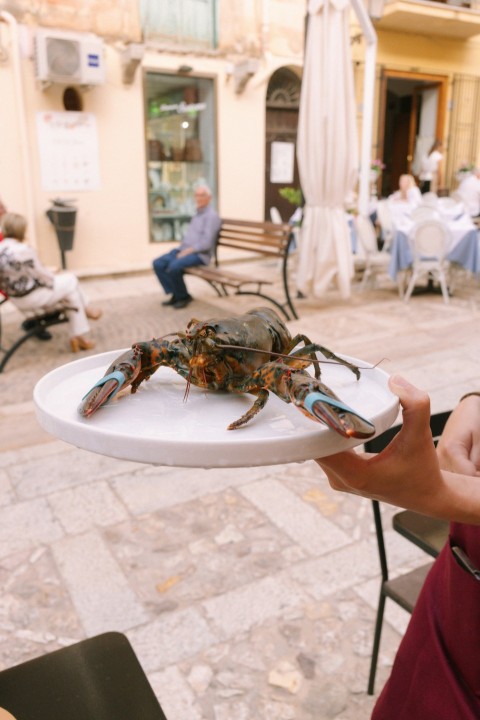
[264,67,302,222]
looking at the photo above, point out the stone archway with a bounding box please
[264,66,302,222]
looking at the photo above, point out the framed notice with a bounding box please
[270,141,295,184]
[36,111,101,191]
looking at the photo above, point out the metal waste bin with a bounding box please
[46,198,77,269]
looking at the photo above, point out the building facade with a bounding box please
[1,0,480,275]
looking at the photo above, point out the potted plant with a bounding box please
[370,159,385,197]
[278,187,304,226]
[456,162,475,182]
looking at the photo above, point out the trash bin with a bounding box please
[46,198,77,269]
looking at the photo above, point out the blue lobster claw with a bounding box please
[304,390,375,439]
[79,370,127,417]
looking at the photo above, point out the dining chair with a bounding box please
[0,632,169,720]
[437,196,457,212]
[410,206,440,223]
[364,410,451,695]
[403,219,451,304]
[375,199,394,250]
[270,206,283,224]
[419,191,439,208]
[354,215,400,294]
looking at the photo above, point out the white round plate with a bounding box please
[33,349,399,468]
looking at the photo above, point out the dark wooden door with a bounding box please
[265,108,300,222]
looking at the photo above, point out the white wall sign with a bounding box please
[36,112,101,191]
[270,141,295,183]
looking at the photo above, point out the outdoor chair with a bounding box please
[270,206,283,224]
[354,215,400,294]
[403,219,451,304]
[437,196,458,212]
[410,206,440,223]
[0,297,74,373]
[364,410,451,695]
[419,191,439,208]
[375,199,394,250]
[0,632,169,720]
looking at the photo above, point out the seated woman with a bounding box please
[0,212,102,352]
[389,174,422,206]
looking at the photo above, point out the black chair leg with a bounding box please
[368,589,386,695]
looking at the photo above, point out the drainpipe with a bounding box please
[261,0,270,57]
[350,0,377,218]
[0,11,37,248]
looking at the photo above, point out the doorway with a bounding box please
[264,67,302,222]
[378,70,448,197]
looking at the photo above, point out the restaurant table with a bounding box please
[388,215,480,281]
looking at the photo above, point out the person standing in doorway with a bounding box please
[152,184,221,309]
[419,139,443,194]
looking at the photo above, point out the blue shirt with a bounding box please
[180,204,221,265]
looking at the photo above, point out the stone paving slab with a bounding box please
[0,269,479,718]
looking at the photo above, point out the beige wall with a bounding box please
[0,4,305,276]
[3,1,480,276]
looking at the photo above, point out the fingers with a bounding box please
[316,448,369,496]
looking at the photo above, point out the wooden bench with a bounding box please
[0,296,71,373]
[184,218,298,320]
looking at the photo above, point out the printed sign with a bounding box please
[36,111,101,191]
[270,141,295,184]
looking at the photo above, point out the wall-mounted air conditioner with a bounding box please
[34,28,105,86]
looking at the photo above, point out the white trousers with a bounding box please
[11,272,91,338]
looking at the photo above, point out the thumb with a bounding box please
[388,374,432,445]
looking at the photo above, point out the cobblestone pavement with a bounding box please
[0,265,479,719]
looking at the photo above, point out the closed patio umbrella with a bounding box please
[296,0,359,300]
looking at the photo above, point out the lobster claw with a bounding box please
[78,370,127,417]
[302,389,375,439]
[78,347,144,418]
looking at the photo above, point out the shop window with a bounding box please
[145,72,217,243]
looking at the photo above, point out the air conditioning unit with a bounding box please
[34,29,105,86]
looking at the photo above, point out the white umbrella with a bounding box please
[296,0,359,300]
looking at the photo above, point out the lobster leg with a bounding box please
[288,340,361,380]
[227,389,269,430]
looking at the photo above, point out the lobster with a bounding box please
[78,307,375,439]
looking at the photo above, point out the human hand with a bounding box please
[177,248,194,259]
[316,375,448,516]
[437,394,480,476]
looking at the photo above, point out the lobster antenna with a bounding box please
[216,343,382,370]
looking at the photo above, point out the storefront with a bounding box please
[144,72,217,243]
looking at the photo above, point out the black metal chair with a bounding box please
[365,410,451,695]
[0,299,72,373]
[0,632,168,720]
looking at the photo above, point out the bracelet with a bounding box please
[460,392,480,402]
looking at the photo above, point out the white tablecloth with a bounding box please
[388,213,480,279]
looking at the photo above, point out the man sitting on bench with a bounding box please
[152,184,221,309]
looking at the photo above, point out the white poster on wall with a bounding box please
[270,141,295,183]
[36,111,101,191]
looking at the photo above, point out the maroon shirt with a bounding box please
[373,522,480,718]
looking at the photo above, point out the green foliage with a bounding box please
[279,187,303,207]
